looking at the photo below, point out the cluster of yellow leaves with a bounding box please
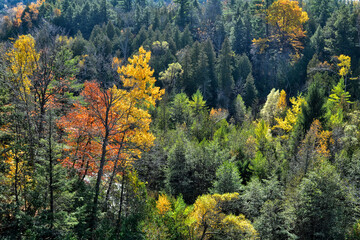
[12,3,25,27]
[78,54,88,68]
[53,8,61,17]
[252,0,309,58]
[156,194,172,215]
[255,120,271,145]
[1,148,32,190]
[112,57,122,70]
[59,47,164,177]
[337,54,351,78]
[266,0,308,35]
[221,214,258,239]
[117,47,164,109]
[57,35,74,45]
[277,89,287,112]
[251,38,269,54]
[189,193,258,239]
[274,95,306,135]
[317,129,333,159]
[6,35,39,97]
[112,48,164,157]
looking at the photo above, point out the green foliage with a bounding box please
[1,0,360,238]
[170,93,191,126]
[234,94,247,125]
[217,38,234,108]
[212,161,242,194]
[242,176,284,221]
[295,161,355,240]
[260,89,280,126]
[329,78,352,110]
[243,73,258,108]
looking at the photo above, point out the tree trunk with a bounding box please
[48,111,54,229]
[116,168,126,234]
[104,137,125,211]
[89,126,109,236]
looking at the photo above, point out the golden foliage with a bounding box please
[252,38,269,54]
[273,95,305,135]
[266,0,308,35]
[337,55,351,78]
[299,120,334,161]
[156,194,171,215]
[112,57,122,70]
[252,0,309,58]
[222,214,258,239]
[54,8,61,17]
[189,193,258,239]
[117,46,164,108]
[277,89,287,112]
[10,0,45,28]
[59,47,164,177]
[6,35,39,97]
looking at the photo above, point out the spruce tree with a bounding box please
[243,73,258,108]
[217,38,234,108]
[204,40,218,107]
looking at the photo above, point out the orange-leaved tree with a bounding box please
[58,47,164,233]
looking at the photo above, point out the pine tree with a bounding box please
[204,40,218,107]
[243,73,258,108]
[217,38,234,108]
[234,94,247,125]
[212,161,242,194]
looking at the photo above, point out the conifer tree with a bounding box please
[217,38,234,108]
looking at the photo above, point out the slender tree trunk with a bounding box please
[39,101,45,139]
[200,225,208,240]
[104,143,123,211]
[48,111,54,229]
[14,158,19,205]
[81,161,90,182]
[116,168,126,234]
[90,126,109,236]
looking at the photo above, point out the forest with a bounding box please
[1,0,360,239]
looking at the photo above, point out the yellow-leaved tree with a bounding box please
[188,193,258,239]
[253,0,309,59]
[6,34,39,98]
[337,54,351,79]
[273,94,306,137]
[59,46,164,234]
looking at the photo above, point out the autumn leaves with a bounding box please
[252,0,309,59]
[6,34,164,234]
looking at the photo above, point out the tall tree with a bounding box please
[217,38,234,108]
[59,47,164,234]
[252,0,309,60]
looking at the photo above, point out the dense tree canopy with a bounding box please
[1,0,360,239]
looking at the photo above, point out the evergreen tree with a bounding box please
[195,49,210,99]
[212,161,242,194]
[298,81,327,133]
[204,40,218,107]
[243,73,258,108]
[295,162,355,240]
[231,16,251,55]
[234,94,247,125]
[323,7,357,57]
[175,0,191,29]
[217,38,234,108]
[166,137,193,203]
